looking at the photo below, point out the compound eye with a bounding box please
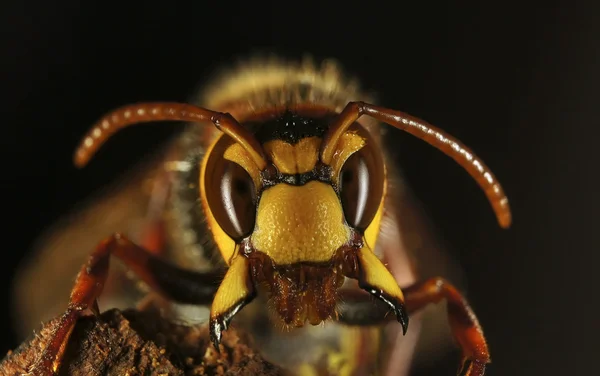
[214,161,257,240]
[339,149,384,230]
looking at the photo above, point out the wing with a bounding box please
[12,143,175,339]
[378,151,467,375]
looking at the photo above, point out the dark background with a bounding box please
[2,1,598,375]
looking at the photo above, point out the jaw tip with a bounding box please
[396,303,409,335]
[209,318,223,353]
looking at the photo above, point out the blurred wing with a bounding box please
[379,156,466,374]
[11,148,172,339]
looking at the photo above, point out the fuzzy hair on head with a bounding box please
[197,55,376,119]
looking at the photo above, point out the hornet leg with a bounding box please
[26,233,223,375]
[338,277,490,376]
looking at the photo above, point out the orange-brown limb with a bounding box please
[338,277,489,376]
[403,278,489,376]
[320,101,512,229]
[26,233,223,375]
[74,102,268,170]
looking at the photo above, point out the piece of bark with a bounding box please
[1,308,284,376]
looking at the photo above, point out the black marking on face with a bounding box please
[260,162,333,191]
[249,111,333,145]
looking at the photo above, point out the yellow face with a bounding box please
[252,180,350,264]
[201,122,403,331]
[252,138,351,265]
[201,132,384,260]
